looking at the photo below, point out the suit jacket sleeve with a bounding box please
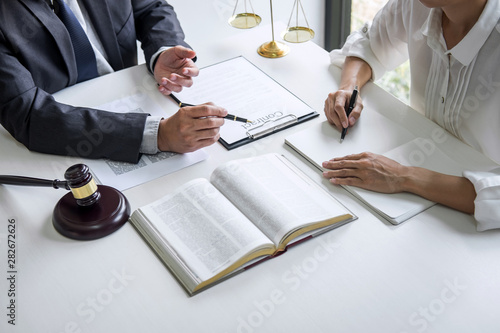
[0,0,192,163]
[0,25,148,163]
[133,0,192,71]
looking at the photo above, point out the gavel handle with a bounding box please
[0,176,69,190]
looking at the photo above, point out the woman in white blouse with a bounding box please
[322,0,500,231]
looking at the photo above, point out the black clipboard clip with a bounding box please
[246,114,298,140]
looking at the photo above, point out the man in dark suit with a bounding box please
[0,0,227,163]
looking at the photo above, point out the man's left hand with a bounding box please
[154,46,199,96]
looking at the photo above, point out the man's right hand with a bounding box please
[157,103,228,153]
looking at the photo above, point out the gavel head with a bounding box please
[52,164,130,241]
[64,164,101,206]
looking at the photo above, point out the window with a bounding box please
[351,0,410,103]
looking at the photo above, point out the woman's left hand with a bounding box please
[322,152,409,193]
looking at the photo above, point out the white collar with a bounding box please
[420,0,500,66]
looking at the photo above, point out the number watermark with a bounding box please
[6,218,17,325]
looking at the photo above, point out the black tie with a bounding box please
[54,0,99,83]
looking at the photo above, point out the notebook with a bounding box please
[285,117,465,224]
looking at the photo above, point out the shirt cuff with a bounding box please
[150,46,173,73]
[139,116,162,155]
[463,168,500,231]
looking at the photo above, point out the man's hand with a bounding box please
[154,46,199,96]
[158,103,227,153]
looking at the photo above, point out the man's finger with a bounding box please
[174,45,196,60]
[185,105,228,119]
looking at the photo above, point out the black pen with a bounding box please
[169,94,252,123]
[340,85,358,143]
[223,114,253,123]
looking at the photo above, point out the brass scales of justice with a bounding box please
[228,0,315,58]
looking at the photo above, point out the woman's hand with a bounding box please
[322,151,476,214]
[324,89,364,130]
[322,152,408,193]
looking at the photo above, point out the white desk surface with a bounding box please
[1,23,500,333]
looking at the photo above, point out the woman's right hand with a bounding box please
[324,88,364,131]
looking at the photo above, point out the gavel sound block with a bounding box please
[0,164,130,240]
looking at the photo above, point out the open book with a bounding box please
[285,120,465,224]
[130,153,355,295]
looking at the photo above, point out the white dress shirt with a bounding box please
[330,0,500,230]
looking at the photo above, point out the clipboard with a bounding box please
[172,56,319,150]
[220,112,318,150]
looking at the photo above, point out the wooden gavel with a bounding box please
[0,164,130,240]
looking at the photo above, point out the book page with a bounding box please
[210,154,351,246]
[135,179,274,283]
[173,57,315,145]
